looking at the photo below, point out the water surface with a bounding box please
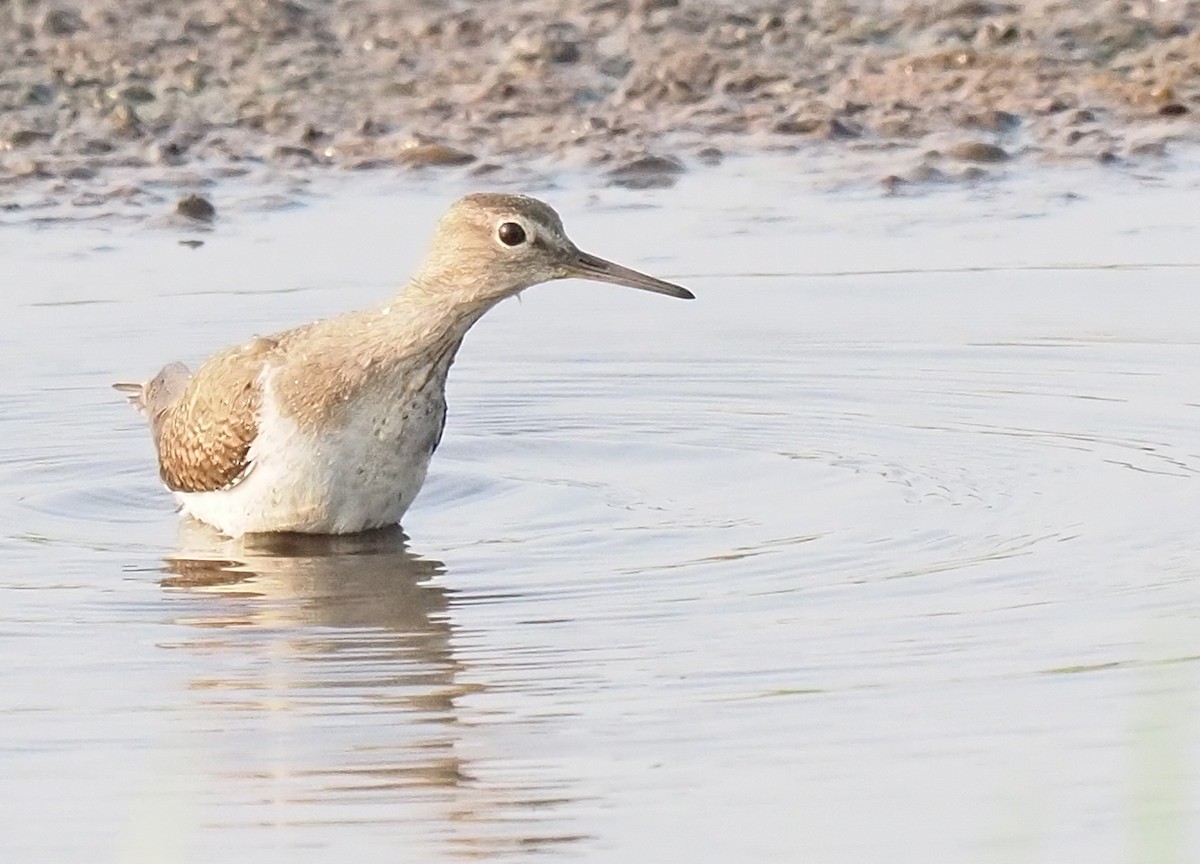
[3,156,1200,862]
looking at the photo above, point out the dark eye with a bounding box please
[497,222,527,246]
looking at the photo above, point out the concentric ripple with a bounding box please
[5,165,1200,863]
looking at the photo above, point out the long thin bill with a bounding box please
[569,251,695,300]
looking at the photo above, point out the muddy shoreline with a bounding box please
[2,0,1199,215]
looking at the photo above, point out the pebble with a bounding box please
[605,155,686,189]
[61,164,97,180]
[968,110,1021,133]
[155,141,189,166]
[41,7,88,36]
[71,192,107,207]
[510,22,582,65]
[396,142,476,168]
[7,157,48,178]
[1128,139,1167,158]
[824,118,863,140]
[120,85,156,105]
[908,163,950,184]
[271,145,319,165]
[175,194,216,222]
[774,116,822,136]
[948,141,1010,163]
[7,130,54,148]
[24,84,56,106]
[880,174,906,195]
[109,104,143,138]
[80,138,115,155]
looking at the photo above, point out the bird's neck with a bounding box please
[341,275,500,380]
[392,270,508,344]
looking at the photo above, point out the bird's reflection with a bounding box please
[165,522,453,645]
[160,520,587,857]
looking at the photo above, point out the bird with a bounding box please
[115,193,693,537]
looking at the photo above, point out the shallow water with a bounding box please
[4,155,1200,862]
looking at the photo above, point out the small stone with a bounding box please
[1159,103,1188,117]
[299,125,326,145]
[695,146,723,166]
[1040,97,1073,115]
[381,80,417,98]
[110,103,143,138]
[633,0,680,12]
[758,13,784,31]
[598,55,633,78]
[121,85,156,104]
[908,163,949,184]
[156,141,188,165]
[7,129,53,148]
[62,164,97,180]
[510,22,581,65]
[948,141,1010,163]
[723,73,778,95]
[606,155,686,189]
[774,116,822,135]
[969,110,1020,132]
[24,84,56,106]
[41,7,88,36]
[108,184,147,200]
[946,1,1012,16]
[7,157,47,178]
[824,118,862,140]
[397,142,476,167]
[358,118,388,137]
[877,116,922,138]
[272,145,318,163]
[81,138,115,155]
[176,194,215,222]
[180,67,206,95]
[975,20,1019,45]
[469,162,503,176]
[1148,85,1175,103]
[72,192,107,207]
[1129,140,1167,158]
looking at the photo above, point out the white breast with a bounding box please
[176,366,447,536]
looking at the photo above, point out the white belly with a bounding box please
[176,372,446,537]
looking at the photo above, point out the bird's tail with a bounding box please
[112,381,150,414]
[112,362,192,419]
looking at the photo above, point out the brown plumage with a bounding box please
[153,338,276,492]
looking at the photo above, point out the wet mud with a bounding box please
[2,0,1199,214]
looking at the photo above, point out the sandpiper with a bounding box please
[116,193,693,537]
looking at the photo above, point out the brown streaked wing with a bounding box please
[154,337,279,493]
